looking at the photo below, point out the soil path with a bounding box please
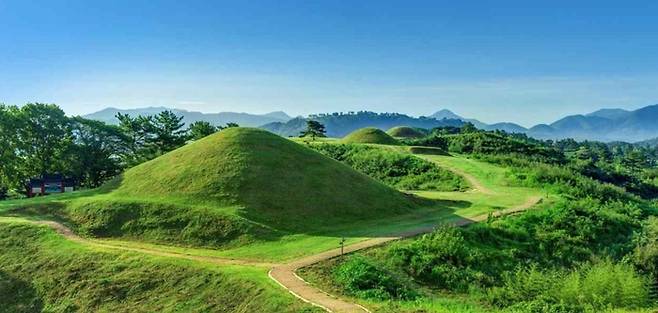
[268,195,542,313]
[18,194,542,313]
[30,220,277,267]
[3,158,541,313]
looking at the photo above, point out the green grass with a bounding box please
[386,126,426,139]
[4,128,431,250]
[0,220,319,313]
[341,127,400,145]
[1,134,548,262]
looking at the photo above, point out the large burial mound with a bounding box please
[341,127,400,145]
[109,128,416,229]
[387,126,426,139]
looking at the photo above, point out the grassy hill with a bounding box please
[14,128,420,248]
[342,127,400,145]
[387,126,426,139]
[0,220,317,313]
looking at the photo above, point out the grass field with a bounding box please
[0,219,320,313]
[0,131,552,312]
[0,145,547,263]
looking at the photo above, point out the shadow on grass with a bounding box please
[0,270,43,313]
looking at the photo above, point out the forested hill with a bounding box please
[85,107,292,127]
[261,111,464,137]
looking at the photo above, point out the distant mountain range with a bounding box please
[261,112,464,137]
[83,107,293,127]
[83,104,658,143]
[431,104,658,143]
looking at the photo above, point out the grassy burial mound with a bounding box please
[386,126,426,139]
[341,127,400,145]
[62,128,419,247]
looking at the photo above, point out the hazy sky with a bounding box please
[1,0,657,127]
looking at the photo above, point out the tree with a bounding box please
[300,120,326,140]
[188,121,217,141]
[151,110,186,153]
[69,117,128,187]
[460,122,477,134]
[116,113,156,165]
[0,105,21,191]
[225,122,239,128]
[15,103,72,179]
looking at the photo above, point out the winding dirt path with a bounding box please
[3,158,542,313]
[268,195,542,313]
[31,220,278,268]
[17,194,542,313]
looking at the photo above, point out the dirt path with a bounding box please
[31,220,278,268]
[269,195,543,313]
[18,194,542,313]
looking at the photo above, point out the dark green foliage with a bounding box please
[390,226,499,291]
[310,143,468,191]
[333,256,417,300]
[187,121,217,141]
[488,262,649,311]
[300,120,327,140]
[0,270,43,313]
[69,117,128,188]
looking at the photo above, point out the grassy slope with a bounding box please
[386,126,426,139]
[108,127,418,228]
[0,140,545,263]
[412,153,547,217]
[0,220,318,313]
[342,127,400,145]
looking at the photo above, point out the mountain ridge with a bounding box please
[83,107,292,127]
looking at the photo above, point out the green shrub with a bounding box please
[390,226,500,291]
[333,256,417,300]
[310,143,467,191]
[488,261,650,311]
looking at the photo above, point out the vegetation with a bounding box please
[0,221,318,313]
[309,143,468,191]
[7,128,427,250]
[387,126,426,139]
[262,111,464,137]
[0,103,240,197]
[342,127,400,145]
[300,126,658,313]
[300,120,327,140]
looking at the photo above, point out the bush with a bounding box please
[390,226,499,290]
[310,143,467,191]
[333,256,417,300]
[488,261,650,311]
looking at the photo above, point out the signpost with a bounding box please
[340,237,346,256]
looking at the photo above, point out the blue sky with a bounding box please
[1,0,657,126]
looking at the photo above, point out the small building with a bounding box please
[26,174,75,197]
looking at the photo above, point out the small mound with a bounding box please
[387,126,426,139]
[342,128,400,145]
[106,128,416,230]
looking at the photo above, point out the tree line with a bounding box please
[0,103,234,198]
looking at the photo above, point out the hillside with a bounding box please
[387,126,426,138]
[342,128,400,145]
[78,128,417,236]
[261,111,464,137]
[84,107,292,127]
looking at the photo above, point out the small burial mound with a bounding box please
[387,126,426,139]
[341,127,400,145]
